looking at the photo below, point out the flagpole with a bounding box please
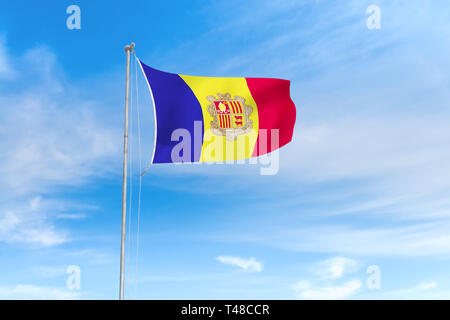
[120,42,135,300]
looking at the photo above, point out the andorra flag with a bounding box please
[138,59,296,163]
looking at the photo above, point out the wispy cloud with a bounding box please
[293,256,362,299]
[372,281,448,299]
[0,35,14,77]
[210,219,450,257]
[55,213,87,220]
[0,38,121,247]
[178,1,450,262]
[0,39,121,195]
[293,279,361,300]
[312,257,360,280]
[0,199,67,246]
[0,284,80,299]
[389,281,438,297]
[34,265,68,278]
[216,256,263,272]
[65,249,114,266]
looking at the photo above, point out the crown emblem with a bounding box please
[206,93,253,141]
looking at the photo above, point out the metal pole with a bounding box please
[120,42,135,300]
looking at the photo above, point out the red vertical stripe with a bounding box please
[246,78,296,156]
[231,101,236,113]
[237,101,243,113]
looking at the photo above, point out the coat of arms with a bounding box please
[206,93,253,141]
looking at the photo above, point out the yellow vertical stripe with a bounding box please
[179,75,259,162]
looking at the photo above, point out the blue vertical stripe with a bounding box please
[139,62,204,163]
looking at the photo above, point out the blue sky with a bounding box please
[1,0,450,299]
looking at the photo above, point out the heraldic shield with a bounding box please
[206,93,254,141]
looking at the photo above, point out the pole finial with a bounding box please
[125,42,135,53]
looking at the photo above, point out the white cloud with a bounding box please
[0,35,13,77]
[388,281,438,298]
[283,115,450,184]
[56,213,87,220]
[29,196,41,211]
[35,266,67,278]
[415,281,439,291]
[313,257,359,280]
[166,0,450,262]
[209,219,450,257]
[216,256,263,272]
[293,256,361,299]
[0,208,67,246]
[0,195,77,246]
[293,279,361,300]
[0,93,120,195]
[365,280,450,299]
[0,211,21,234]
[0,284,80,299]
[0,37,121,247]
[65,249,113,265]
[271,220,450,256]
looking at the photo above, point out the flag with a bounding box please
[138,60,296,163]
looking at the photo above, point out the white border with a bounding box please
[136,56,157,165]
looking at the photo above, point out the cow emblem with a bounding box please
[206,93,253,141]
